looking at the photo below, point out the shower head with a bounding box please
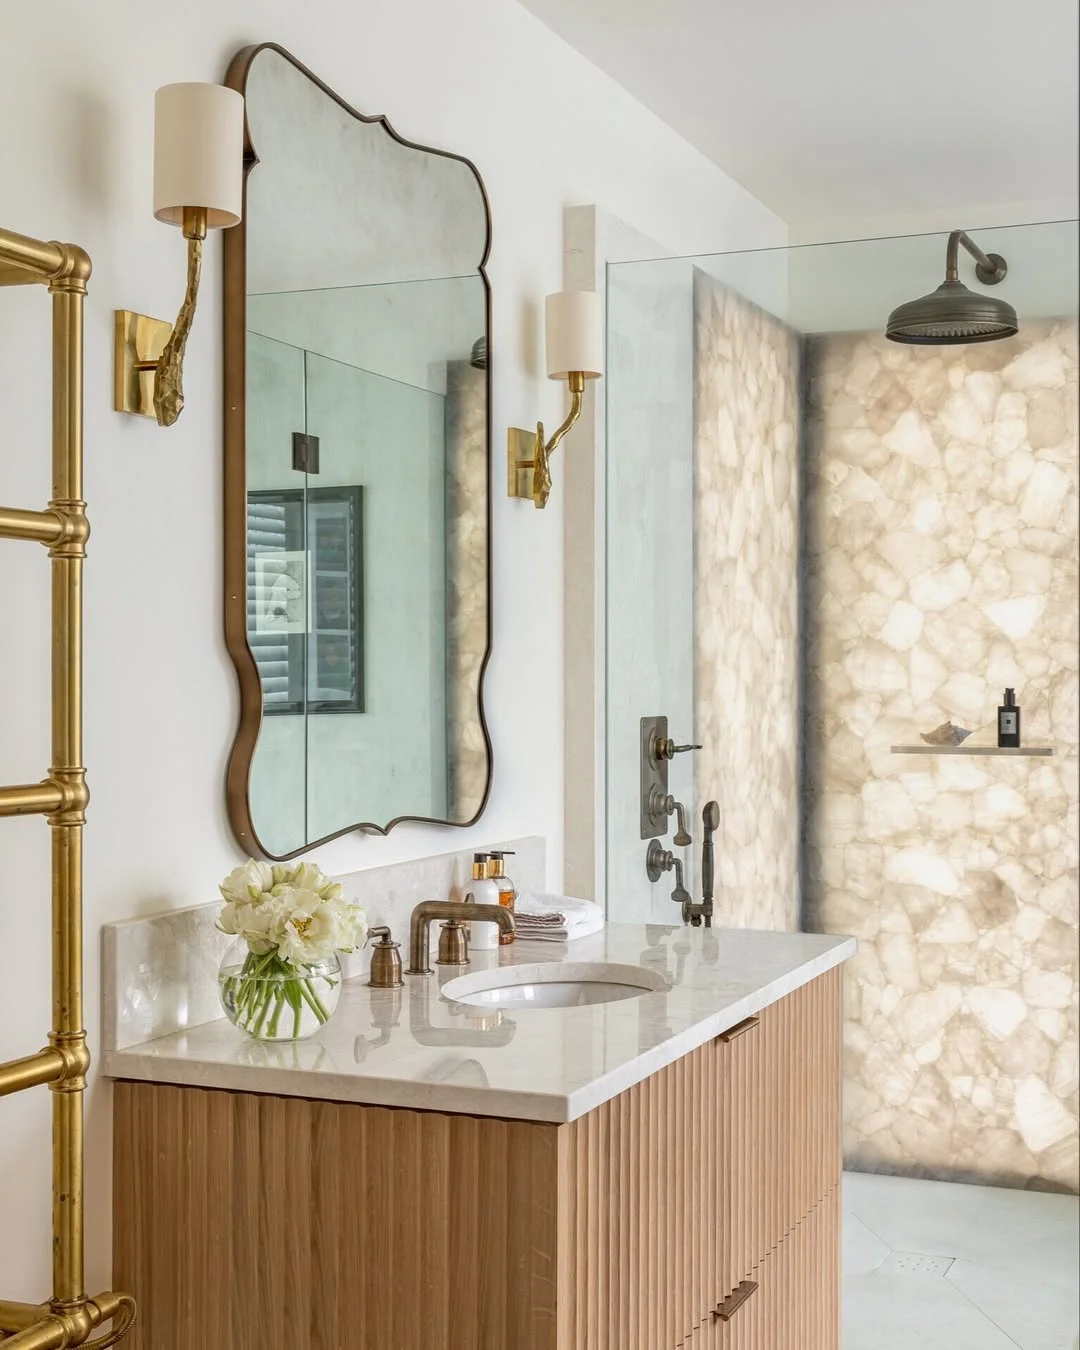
[886,230,1018,345]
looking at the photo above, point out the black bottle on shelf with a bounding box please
[997,688,1021,748]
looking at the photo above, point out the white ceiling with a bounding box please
[520,0,1080,239]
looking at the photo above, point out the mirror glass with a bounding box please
[226,46,491,857]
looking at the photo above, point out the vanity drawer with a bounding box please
[553,967,842,1350]
[712,963,842,1295]
[683,1186,841,1350]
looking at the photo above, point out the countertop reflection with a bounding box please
[104,923,853,1123]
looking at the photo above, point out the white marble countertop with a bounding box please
[103,923,855,1123]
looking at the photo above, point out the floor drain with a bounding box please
[882,1251,955,1277]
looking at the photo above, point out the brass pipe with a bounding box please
[0,1048,65,1097]
[0,1291,135,1350]
[0,225,129,1346]
[1,264,43,287]
[0,783,65,818]
[0,1316,67,1350]
[0,228,66,279]
[48,273,88,1311]
[0,1301,50,1334]
[0,507,65,545]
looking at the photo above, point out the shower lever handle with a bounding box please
[654,737,702,761]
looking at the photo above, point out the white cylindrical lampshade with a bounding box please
[545,290,603,380]
[154,83,244,229]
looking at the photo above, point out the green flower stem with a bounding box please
[298,977,330,1024]
[268,991,284,1038]
[223,945,338,1038]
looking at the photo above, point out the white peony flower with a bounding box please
[218,901,245,936]
[291,861,327,892]
[219,859,274,906]
[218,860,365,960]
[337,902,367,953]
[244,898,288,954]
[276,890,342,964]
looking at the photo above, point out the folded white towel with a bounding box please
[513,892,605,943]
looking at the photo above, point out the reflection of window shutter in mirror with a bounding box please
[247,500,291,704]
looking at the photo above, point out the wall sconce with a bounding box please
[114,82,244,426]
[508,290,603,508]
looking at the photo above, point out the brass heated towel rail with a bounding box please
[0,227,134,1347]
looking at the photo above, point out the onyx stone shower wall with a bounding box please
[445,360,490,820]
[803,319,1079,1192]
[693,271,802,930]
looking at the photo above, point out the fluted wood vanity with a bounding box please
[109,926,852,1350]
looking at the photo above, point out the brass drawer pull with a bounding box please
[718,1015,760,1043]
[713,1280,758,1322]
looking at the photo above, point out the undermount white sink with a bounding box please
[441,961,668,1010]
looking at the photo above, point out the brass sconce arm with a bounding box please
[508,371,586,510]
[542,371,586,458]
[114,207,209,427]
[149,207,206,427]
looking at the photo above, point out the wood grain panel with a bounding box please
[556,1029,724,1349]
[558,969,841,1349]
[715,965,842,1299]
[114,1083,562,1350]
[113,970,843,1350]
[682,1186,841,1349]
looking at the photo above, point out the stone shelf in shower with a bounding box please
[890,745,1054,757]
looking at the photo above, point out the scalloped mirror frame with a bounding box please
[222,43,494,859]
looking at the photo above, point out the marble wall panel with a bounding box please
[694,272,802,931]
[803,319,1079,1192]
[445,359,490,820]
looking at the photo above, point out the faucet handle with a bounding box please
[649,787,693,846]
[367,926,404,989]
[437,918,470,967]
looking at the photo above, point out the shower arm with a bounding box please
[945,230,1007,285]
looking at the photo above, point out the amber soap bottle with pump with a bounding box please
[997,688,1021,748]
[486,850,517,945]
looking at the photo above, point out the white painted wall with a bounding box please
[0,0,782,1298]
[604,260,697,919]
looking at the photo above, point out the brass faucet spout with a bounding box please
[407,900,514,975]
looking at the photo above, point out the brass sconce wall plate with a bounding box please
[114,310,172,417]
[507,425,543,501]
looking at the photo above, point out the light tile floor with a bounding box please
[844,1171,1079,1350]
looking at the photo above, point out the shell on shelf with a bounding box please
[920,722,973,746]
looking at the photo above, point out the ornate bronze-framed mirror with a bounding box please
[223,44,492,859]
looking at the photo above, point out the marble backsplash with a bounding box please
[694,271,801,930]
[803,319,1079,1192]
[102,837,544,1052]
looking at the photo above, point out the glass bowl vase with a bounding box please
[218,938,342,1041]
